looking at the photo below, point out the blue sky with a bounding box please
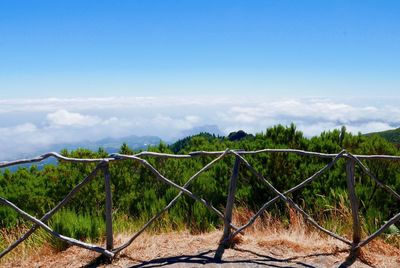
[0,1,400,159]
[1,0,399,98]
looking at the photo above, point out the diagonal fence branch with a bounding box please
[231,151,352,245]
[347,154,400,202]
[229,150,346,239]
[0,197,113,258]
[358,212,400,248]
[0,163,104,259]
[111,154,227,223]
[112,150,230,254]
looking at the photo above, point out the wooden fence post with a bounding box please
[215,155,240,260]
[340,157,361,267]
[103,161,114,252]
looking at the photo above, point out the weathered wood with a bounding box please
[2,148,400,263]
[103,161,114,251]
[112,150,230,254]
[231,151,352,245]
[341,214,400,268]
[229,150,346,239]
[108,154,227,221]
[344,158,361,265]
[351,154,400,160]
[0,164,103,259]
[2,150,400,170]
[0,197,113,258]
[0,152,113,168]
[112,152,192,159]
[348,154,400,202]
[223,156,241,240]
[189,149,339,158]
[359,211,400,248]
[215,155,241,260]
[131,150,400,161]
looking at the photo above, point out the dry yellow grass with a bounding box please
[1,208,399,267]
[3,228,399,267]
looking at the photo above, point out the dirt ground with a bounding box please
[2,229,399,268]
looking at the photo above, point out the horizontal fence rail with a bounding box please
[0,149,399,267]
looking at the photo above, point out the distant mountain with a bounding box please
[178,125,223,138]
[1,135,162,172]
[46,135,162,154]
[365,127,400,143]
[87,135,162,153]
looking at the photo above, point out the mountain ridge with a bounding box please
[365,127,400,144]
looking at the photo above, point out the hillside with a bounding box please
[365,128,400,144]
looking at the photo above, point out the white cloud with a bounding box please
[218,98,400,136]
[150,114,201,132]
[13,123,38,133]
[0,97,242,114]
[345,122,394,134]
[0,123,51,159]
[47,110,102,127]
[0,97,399,160]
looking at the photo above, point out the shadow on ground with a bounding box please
[82,248,345,268]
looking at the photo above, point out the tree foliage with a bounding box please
[1,124,399,237]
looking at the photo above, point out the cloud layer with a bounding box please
[0,97,399,160]
[47,110,102,127]
[218,99,400,135]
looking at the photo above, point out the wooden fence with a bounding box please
[0,149,400,267]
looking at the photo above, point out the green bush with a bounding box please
[0,124,399,247]
[49,209,105,250]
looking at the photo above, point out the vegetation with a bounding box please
[0,124,399,252]
[366,127,400,144]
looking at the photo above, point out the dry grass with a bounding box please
[231,206,400,268]
[232,206,344,252]
[1,208,399,267]
[0,225,54,265]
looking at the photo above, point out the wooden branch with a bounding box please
[359,212,400,248]
[190,150,400,160]
[0,163,103,259]
[0,152,113,168]
[107,154,226,221]
[134,151,192,158]
[215,155,240,260]
[348,154,400,202]
[1,147,400,261]
[351,154,400,160]
[231,152,352,245]
[230,150,346,239]
[112,150,230,254]
[189,149,339,158]
[346,158,361,245]
[111,152,192,159]
[2,149,399,170]
[223,155,241,238]
[0,197,113,258]
[103,161,114,250]
[344,158,361,265]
